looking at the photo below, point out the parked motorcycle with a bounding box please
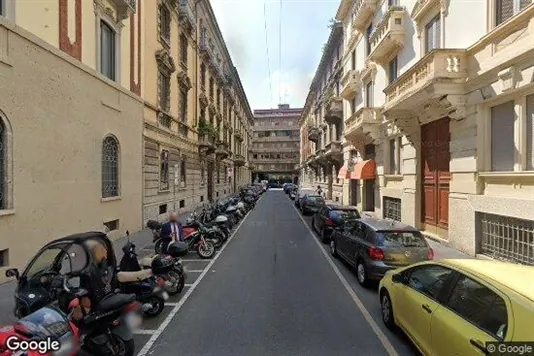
[119,239,186,296]
[150,220,216,259]
[0,302,80,356]
[116,270,167,317]
[184,212,226,250]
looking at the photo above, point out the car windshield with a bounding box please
[376,231,427,248]
[331,209,361,220]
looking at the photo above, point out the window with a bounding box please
[101,136,119,198]
[217,163,220,184]
[104,219,119,231]
[389,137,401,174]
[527,94,534,170]
[351,50,356,70]
[0,0,4,16]
[179,33,188,65]
[365,24,373,57]
[200,160,205,184]
[446,275,508,340]
[376,231,427,247]
[159,5,171,43]
[425,15,441,53]
[365,81,373,107]
[160,149,169,190]
[159,70,170,111]
[490,101,514,171]
[496,0,531,26]
[209,78,214,98]
[159,204,167,214]
[100,21,116,81]
[200,63,206,88]
[388,57,398,84]
[180,156,186,186]
[180,89,188,123]
[388,0,398,5]
[406,265,454,299]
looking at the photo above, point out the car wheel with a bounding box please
[330,238,338,258]
[380,289,396,330]
[356,260,369,287]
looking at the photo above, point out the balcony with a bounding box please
[306,154,318,168]
[234,131,243,141]
[215,141,229,159]
[368,6,407,65]
[382,49,468,118]
[351,0,378,32]
[114,0,137,21]
[307,125,320,143]
[199,37,215,63]
[315,148,328,165]
[178,0,195,32]
[234,154,246,166]
[324,97,343,124]
[324,141,343,163]
[198,134,216,155]
[340,70,362,99]
[344,107,382,142]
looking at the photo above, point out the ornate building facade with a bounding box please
[300,0,534,264]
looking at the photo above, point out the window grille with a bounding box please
[383,197,401,221]
[102,136,119,198]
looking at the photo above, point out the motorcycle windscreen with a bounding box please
[15,305,71,339]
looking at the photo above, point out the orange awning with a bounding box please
[349,159,376,180]
[337,165,350,179]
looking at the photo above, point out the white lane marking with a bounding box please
[136,209,254,356]
[186,270,204,273]
[164,302,177,307]
[134,330,156,335]
[292,205,399,356]
[184,283,194,287]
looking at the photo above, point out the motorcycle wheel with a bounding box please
[164,270,184,296]
[142,296,165,317]
[109,334,135,356]
[212,235,224,249]
[154,239,164,254]
[197,241,215,259]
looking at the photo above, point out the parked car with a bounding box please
[378,259,534,355]
[312,204,361,243]
[299,194,326,215]
[294,188,314,209]
[330,218,434,286]
[283,183,295,194]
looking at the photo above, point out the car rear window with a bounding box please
[308,196,325,203]
[376,231,427,247]
[331,209,361,220]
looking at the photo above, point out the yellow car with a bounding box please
[378,259,534,355]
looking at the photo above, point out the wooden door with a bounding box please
[421,117,450,229]
[350,180,359,206]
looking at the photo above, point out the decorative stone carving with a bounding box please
[156,49,176,75]
[498,66,519,92]
[199,92,208,107]
[177,71,192,91]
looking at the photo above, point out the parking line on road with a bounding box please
[136,209,254,356]
[134,330,156,335]
[184,283,194,287]
[164,303,178,307]
[186,269,204,273]
[292,205,399,356]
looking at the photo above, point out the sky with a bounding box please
[210,0,340,111]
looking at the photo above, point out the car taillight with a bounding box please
[368,247,384,260]
[325,218,334,226]
[428,248,434,260]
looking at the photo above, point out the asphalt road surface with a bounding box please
[138,190,419,356]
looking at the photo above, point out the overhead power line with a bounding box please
[263,2,273,108]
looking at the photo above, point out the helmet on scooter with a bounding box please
[167,241,188,257]
[151,254,175,274]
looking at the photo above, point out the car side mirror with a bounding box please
[5,268,19,280]
[391,273,407,284]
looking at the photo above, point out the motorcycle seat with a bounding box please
[139,256,154,268]
[96,293,136,312]
[117,269,152,283]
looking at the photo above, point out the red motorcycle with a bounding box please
[0,300,80,356]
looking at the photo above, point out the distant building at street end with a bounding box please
[251,104,302,183]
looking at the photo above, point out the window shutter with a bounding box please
[527,94,534,171]
[490,101,515,171]
[496,0,514,25]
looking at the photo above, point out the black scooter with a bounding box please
[116,268,167,317]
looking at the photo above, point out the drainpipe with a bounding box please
[194,0,202,129]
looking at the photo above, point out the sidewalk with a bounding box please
[0,210,191,325]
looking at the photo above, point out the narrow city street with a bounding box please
[132,190,422,356]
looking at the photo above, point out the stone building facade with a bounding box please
[299,0,534,264]
[251,104,302,182]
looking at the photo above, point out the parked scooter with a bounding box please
[116,270,167,317]
[119,239,186,296]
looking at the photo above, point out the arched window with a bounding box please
[0,119,5,209]
[102,135,119,198]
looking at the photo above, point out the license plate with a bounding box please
[162,291,169,300]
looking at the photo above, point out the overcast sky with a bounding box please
[211,0,340,111]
